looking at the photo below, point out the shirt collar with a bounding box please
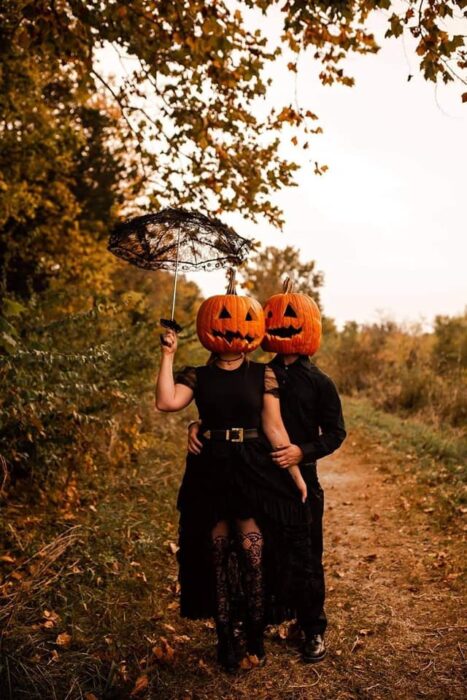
[270,354,310,368]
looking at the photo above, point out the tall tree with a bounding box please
[240,245,324,306]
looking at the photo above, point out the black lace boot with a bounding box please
[302,633,326,663]
[216,621,239,673]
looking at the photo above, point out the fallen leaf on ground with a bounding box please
[84,694,98,700]
[351,637,364,652]
[174,634,191,643]
[0,554,16,564]
[41,620,56,630]
[152,637,175,663]
[130,674,149,696]
[55,632,72,647]
[43,609,60,622]
[240,654,261,670]
[162,623,176,632]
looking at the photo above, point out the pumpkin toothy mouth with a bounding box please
[211,329,255,344]
[267,326,303,338]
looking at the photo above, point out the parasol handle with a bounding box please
[170,227,182,320]
[160,227,183,342]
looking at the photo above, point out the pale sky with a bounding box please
[190,9,467,329]
[100,8,467,329]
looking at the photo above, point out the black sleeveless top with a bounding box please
[175,359,310,527]
[176,359,278,430]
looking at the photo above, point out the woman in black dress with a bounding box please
[156,327,310,671]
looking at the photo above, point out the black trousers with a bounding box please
[296,466,327,637]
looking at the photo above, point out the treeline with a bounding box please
[318,314,466,429]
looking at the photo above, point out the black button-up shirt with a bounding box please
[269,355,346,469]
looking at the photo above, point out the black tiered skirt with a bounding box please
[176,436,314,622]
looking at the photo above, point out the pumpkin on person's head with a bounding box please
[196,269,265,354]
[262,277,321,355]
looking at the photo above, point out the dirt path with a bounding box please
[155,438,466,700]
[317,442,465,699]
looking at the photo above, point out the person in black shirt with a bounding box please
[267,353,346,662]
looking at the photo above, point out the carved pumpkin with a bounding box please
[262,277,322,355]
[196,269,265,353]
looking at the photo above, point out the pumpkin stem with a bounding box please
[283,276,294,294]
[226,268,237,295]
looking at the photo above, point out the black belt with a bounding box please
[202,428,259,443]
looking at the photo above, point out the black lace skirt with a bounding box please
[176,438,314,621]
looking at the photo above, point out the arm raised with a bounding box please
[155,329,194,412]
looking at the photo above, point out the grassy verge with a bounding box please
[344,396,466,529]
[0,400,192,699]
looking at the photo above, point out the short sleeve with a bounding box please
[264,365,280,397]
[174,366,197,391]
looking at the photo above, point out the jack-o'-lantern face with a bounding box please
[196,271,265,353]
[262,278,321,355]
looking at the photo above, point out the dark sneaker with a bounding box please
[302,634,326,663]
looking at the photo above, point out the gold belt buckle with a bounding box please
[229,427,244,442]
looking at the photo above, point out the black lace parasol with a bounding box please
[108,207,254,332]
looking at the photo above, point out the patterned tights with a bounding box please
[211,519,264,627]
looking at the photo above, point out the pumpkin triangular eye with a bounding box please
[245,307,257,321]
[219,306,231,319]
[284,303,297,318]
